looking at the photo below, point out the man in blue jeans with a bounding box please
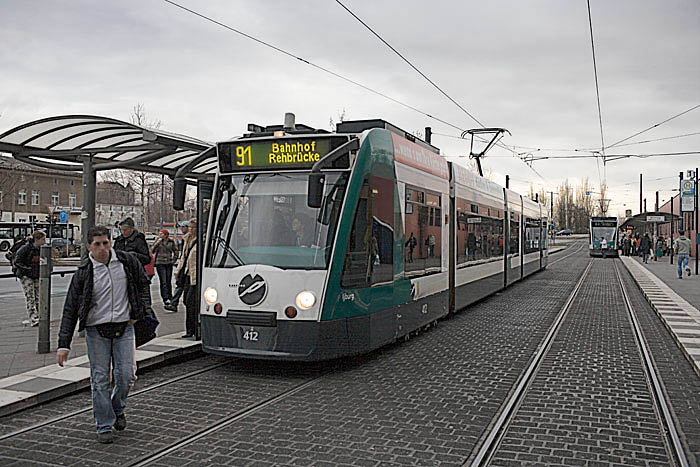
[57,225,150,443]
[674,230,692,279]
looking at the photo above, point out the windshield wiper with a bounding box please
[214,236,244,267]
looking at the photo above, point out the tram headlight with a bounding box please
[204,287,218,305]
[295,291,316,310]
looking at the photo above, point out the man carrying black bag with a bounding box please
[56,225,158,444]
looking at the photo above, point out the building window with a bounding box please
[54,178,58,185]
[29,215,37,223]
[0,191,3,202]
[52,192,59,205]
[69,193,76,208]
[18,189,26,205]
[32,190,40,206]
[70,180,75,186]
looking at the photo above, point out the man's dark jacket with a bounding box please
[58,250,150,349]
[14,240,40,279]
[113,230,150,265]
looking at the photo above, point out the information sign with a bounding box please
[625,209,632,217]
[59,210,67,223]
[681,179,695,212]
[646,215,665,223]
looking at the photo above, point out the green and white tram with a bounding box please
[199,119,548,360]
[589,216,619,257]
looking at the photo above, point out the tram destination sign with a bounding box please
[218,136,350,173]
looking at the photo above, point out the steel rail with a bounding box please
[467,259,593,466]
[549,240,586,266]
[127,375,325,467]
[0,361,228,441]
[613,261,690,467]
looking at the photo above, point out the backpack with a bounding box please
[7,238,28,275]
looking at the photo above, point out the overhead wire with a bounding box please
[334,0,484,128]
[333,0,554,188]
[162,0,467,134]
[605,103,700,149]
[586,0,606,196]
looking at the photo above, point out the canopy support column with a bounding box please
[81,157,96,257]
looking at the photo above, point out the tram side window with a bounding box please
[510,212,520,256]
[524,217,540,253]
[455,198,504,266]
[405,186,441,276]
[341,175,394,288]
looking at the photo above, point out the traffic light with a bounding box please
[51,214,59,223]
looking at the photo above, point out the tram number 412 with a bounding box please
[242,328,259,341]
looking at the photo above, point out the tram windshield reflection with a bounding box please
[207,172,348,269]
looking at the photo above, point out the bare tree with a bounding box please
[96,104,164,231]
[329,108,347,131]
[0,156,22,221]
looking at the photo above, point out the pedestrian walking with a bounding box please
[655,236,664,261]
[57,225,151,444]
[623,235,631,256]
[152,229,178,305]
[600,236,608,258]
[674,230,692,279]
[13,230,46,327]
[177,219,198,338]
[164,223,190,312]
[113,217,151,265]
[114,217,152,307]
[640,233,651,263]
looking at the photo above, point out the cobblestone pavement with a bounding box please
[143,251,592,466]
[490,259,672,467]
[620,262,700,466]
[4,245,671,467]
[0,354,227,436]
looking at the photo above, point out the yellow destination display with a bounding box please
[218,137,349,172]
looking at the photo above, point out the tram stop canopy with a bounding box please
[619,211,680,234]
[0,115,216,245]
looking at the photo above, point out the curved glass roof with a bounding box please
[0,115,215,178]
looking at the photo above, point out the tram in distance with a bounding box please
[196,118,549,360]
[589,216,619,257]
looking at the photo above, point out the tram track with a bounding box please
[468,257,692,467]
[549,239,586,266]
[467,259,594,466]
[0,241,592,466]
[613,260,690,467]
[126,374,328,467]
[0,360,229,441]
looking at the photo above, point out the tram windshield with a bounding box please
[207,172,349,269]
[592,227,616,242]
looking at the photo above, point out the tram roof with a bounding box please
[0,115,216,179]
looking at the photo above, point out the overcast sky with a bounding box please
[1,0,698,216]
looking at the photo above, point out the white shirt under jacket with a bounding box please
[85,248,132,327]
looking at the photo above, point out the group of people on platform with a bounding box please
[619,229,693,278]
[619,232,672,263]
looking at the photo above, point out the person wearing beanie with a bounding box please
[152,229,178,304]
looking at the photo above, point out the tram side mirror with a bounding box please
[307,173,325,208]
[173,178,186,211]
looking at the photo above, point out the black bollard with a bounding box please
[38,244,52,354]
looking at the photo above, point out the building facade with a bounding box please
[95,181,142,230]
[0,155,82,225]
